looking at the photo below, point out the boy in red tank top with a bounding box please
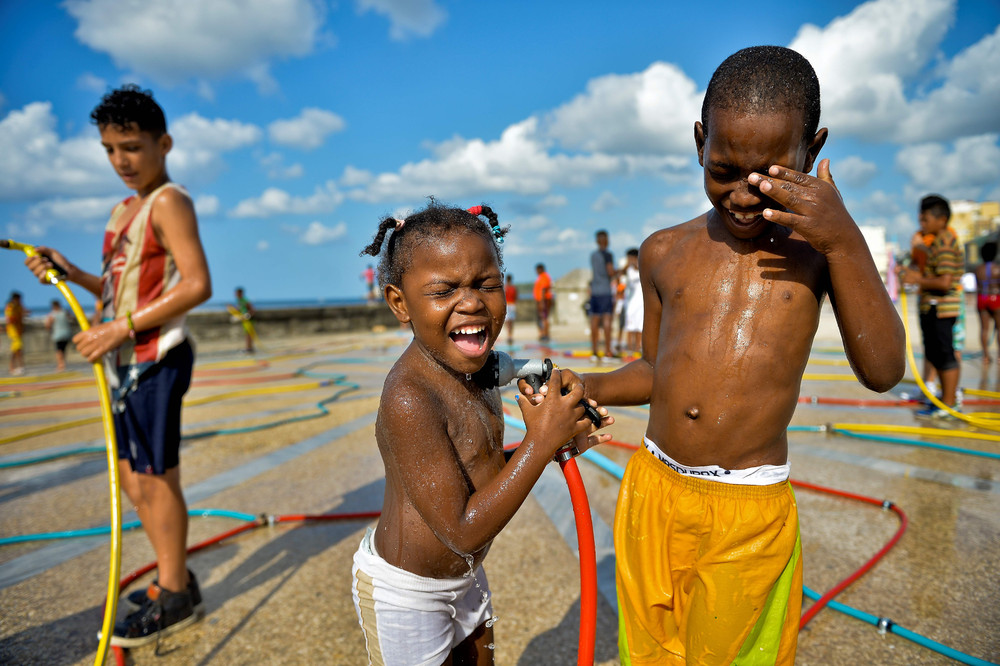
[23,85,212,646]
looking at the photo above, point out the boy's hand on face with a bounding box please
[749,158,854,255]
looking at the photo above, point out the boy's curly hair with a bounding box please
[360,199,508,291]
[90,84,167,137]
[702,45,821,140]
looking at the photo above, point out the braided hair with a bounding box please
[360,200,509,290]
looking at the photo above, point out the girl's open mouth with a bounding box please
[450,325,488,356]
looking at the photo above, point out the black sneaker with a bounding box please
[110,582,204,647]
[125,570,203,614]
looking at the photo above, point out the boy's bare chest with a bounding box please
[658,243,824,332]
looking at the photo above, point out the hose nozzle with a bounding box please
[1,239,67,284]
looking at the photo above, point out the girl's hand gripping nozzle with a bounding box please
[474,350,602,462]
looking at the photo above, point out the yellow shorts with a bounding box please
[615,445,801,665]
[6,325,22,353]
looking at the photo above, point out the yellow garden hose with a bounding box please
[900,288,1000,431]
[1,240,121,665]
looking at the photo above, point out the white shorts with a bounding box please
[352,527,494,666]
[507,303,517,321]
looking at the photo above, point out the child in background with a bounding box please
[533,263,553,343]
[24,84,212,646]
[233,286,256,353]
[5,292,27,375]
[504,273,518,347]
[46,300,73,372]
[621,248,642,354]
[561,46,905,663]
[976,241,1000,363]
[354,202,611,665]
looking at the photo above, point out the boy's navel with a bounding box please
[685,406,700,420]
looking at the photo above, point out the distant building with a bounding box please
[954,200,1000,267]
[859,225,889,280]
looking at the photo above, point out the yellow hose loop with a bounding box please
[833,422,1000,443]
[0,240,121,666]
[900,289,1000,432]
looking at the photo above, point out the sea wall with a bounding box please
[8,303,404,355]
[8,292,578,357]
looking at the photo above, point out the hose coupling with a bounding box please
[554,444,579,463]
[881,499,894,510]
[810,395,819,404]
[876,617,894,635]
[263,513,274,527]
[822,423,832,434]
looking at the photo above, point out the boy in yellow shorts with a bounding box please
[568,46,905,664]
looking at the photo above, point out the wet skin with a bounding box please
[579,108,905,469]
[379,229,609,578]
[24,123,212,364]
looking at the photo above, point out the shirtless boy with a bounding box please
[574,46,905,664]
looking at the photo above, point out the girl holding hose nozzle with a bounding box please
[21,84,211,648]
[352,201,613,665]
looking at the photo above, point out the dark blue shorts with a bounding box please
[919,307,958,372]
[114,340,194,475]
[589,294,614,316]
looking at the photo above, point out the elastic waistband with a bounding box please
[643,437,790,486]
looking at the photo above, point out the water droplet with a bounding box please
[466,373,472,380]
[486,643,495,651]
[485,614,499,628]
[481,590,489,602]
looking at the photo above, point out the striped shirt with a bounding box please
[101,182,189,387]
[920,226,965,318]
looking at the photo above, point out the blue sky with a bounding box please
[1,0,998,309]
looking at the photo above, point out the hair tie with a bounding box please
[467,206,483,216]
[394,218,405,230]
[492,225,504,245]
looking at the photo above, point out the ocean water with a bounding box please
[199,297,369,312]
[22,297,372,321]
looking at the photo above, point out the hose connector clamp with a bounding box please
[554,445,579,463]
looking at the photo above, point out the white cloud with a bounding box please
[833,155,879,189]
[268,108,345,150]
[194,194,220,217]
[230,181,344,217]
[347,118,629,202]
[257,240,270,251]
[591,191,622,212]
[540,194,568,208]
[787,0,1000,144]
[501,215,589,258]
[260,153,304,179]
[355,0,446,40]
[76,72,107,93]
[0,102,115,201]
[895,134,1000,198]
[64,0,326,92]
[545,62,702,155]
[300,220,348,245]
[896,25,1000,142]
[340,165,373,187]
[168,113,262,180]
[20,195,122,237]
